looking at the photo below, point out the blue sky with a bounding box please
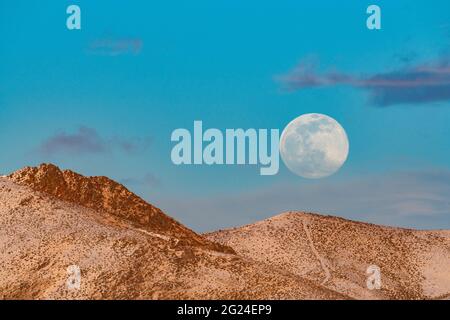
[1,1,449,231]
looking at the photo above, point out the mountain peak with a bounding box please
[8,163,232,253]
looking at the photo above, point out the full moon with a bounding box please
[280,113,349,179]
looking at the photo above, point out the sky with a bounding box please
[1,1,449,231]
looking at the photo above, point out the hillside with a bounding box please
[206,212,450,299]
[0,164,344,299]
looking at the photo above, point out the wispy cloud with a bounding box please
[38,126,151,156]
[87,36,143,56]
[278,57,450,106]
[120,173,162,189]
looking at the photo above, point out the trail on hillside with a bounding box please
[302,219,331,285]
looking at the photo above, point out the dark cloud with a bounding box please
[38,126,151,156]
[87,37,143,56]
[39,127,106,155]
[160,170,450,232]
[278,58,450,106]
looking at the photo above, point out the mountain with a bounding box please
[0,164,344,299]
[2,164,448,299]
[7,164,231,253]
[206,212,450,300]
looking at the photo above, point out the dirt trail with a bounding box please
[302,218,331,285]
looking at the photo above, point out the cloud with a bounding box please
[278,58,450,106]
[39,127,106,155]
[159,170,450,232]
[38,126,151,156]
[109,136,152,154]
[120,173,161,189]
[87,37,143,56]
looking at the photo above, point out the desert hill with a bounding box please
[0,164,345,299]
[8,164,230,253]
[206,212,450,300]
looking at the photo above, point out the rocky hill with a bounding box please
[0,164,345,299]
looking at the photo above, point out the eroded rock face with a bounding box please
[8,163,232,253]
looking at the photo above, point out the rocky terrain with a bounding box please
[0,164,448,299]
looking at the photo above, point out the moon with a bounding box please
[280,113,349,179]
